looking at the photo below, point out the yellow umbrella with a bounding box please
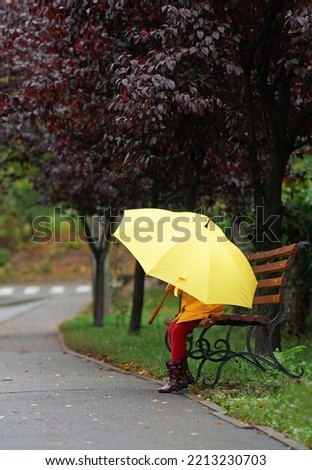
[113,208,257,308]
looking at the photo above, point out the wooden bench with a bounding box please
[165,240,310,387]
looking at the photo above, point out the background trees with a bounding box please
[112,0,312,242]
[1,1,151,326]
[1,1,311,335]
[110,0,312,343]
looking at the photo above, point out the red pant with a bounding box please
[168,320,199,362]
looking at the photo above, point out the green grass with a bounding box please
[60,285,312,449]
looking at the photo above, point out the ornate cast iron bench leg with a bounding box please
[185,308,304,388]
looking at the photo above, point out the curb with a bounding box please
[58,331,308,451]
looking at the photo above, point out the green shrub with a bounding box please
[0,248,10,266]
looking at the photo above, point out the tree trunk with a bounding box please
[83,213,112,327]
[129,261,145,333]
[104,252,111,316]
[252,57,290,351]
[291,249,312,335]
[253,157,281,352]
[254,148,289,353]
[93,250,106,326]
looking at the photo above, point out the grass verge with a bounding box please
[60,285,312,449]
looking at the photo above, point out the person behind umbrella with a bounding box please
[159,283,224,393]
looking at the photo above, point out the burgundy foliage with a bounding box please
[111,0,312,241]
[1,1,312,331]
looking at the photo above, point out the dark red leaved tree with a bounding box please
[1,1,152,326]
[110,0,312,348]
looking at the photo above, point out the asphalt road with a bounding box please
[0,283,92,322]
[0,285,306,450]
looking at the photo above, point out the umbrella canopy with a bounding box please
[113,208,257,308]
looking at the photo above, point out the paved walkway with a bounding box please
[0,292,306,450]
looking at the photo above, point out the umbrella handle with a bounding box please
[148,291,170,325]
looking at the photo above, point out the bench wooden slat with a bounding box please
[253,293,284,305]
[247,243,298,262]
[252,259,291,274]
[199,313,268,327]
[217,315,268,325]
[256,277,287,288]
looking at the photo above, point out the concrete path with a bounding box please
[0,291,306,450]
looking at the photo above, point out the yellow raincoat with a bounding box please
[175,291,224,323]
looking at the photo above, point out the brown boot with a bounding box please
[183,359,195,385]
[158,360,188,393]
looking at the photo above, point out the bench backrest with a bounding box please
[247,243,299,306]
